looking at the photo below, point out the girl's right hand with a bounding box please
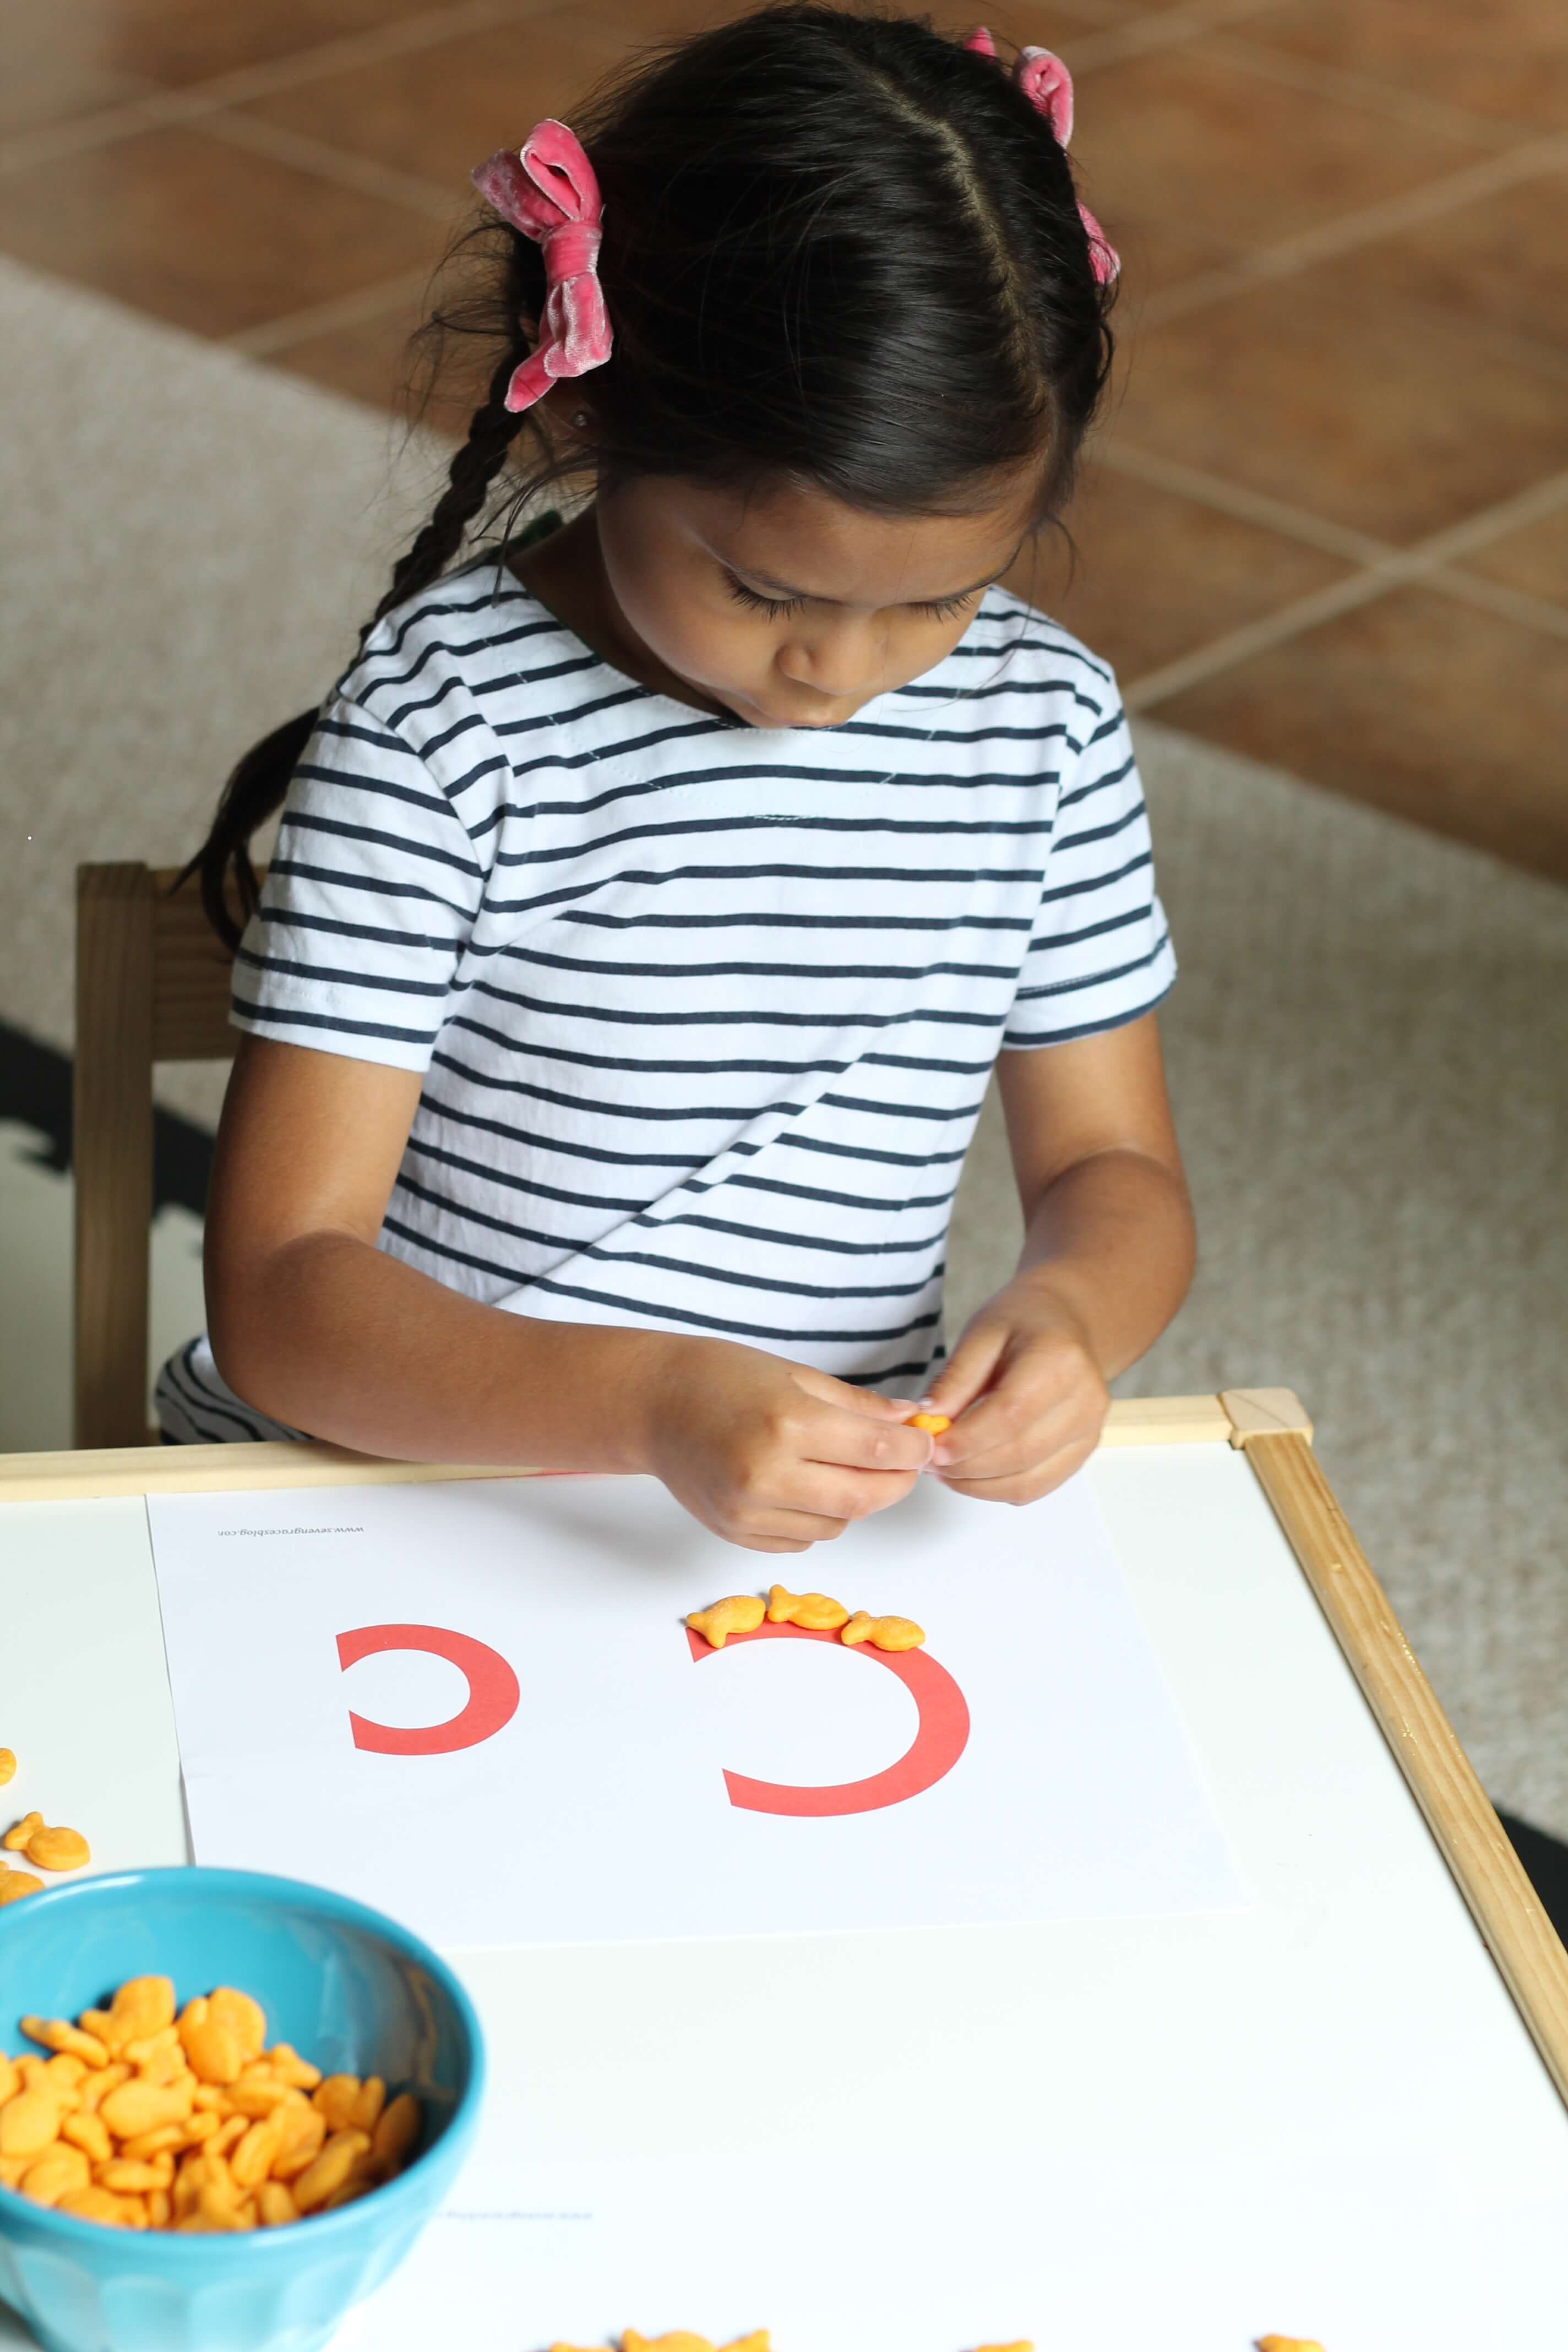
[640,1341,934,1552]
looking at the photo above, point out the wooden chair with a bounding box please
[74,863,246,1448]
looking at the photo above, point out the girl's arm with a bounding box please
[204,1036,930,1549]
[921,1010,1195,1502]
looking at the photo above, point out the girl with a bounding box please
[161,2,1194,1554]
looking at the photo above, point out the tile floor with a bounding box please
[4,0,1566,875]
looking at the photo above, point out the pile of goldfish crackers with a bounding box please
[0,1975,420,2231]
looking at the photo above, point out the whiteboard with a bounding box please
[2,1437,1566,2350]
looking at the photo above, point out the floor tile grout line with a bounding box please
[1195,32,1529,154]
[1058,0,1300,74]
[0,0,1325,186]
[1136,133,1568,329]
[1096,439,1398,569]
[225,271,440,359]
[0,0,553,181]
[1124,467,1568,707]
[1124,572,1393,709]
[1427,568,1568,642]
[194,112,459,222]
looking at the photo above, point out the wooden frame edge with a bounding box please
[0,1394,1240,1502]
[1240,1428,1568,2111]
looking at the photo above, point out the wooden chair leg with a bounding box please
[74,865,156,1449]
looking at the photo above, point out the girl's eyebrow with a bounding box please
[728,547,1022,605]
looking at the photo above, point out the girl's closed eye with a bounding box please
[722,570,985,623]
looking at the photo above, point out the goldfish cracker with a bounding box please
[267,2044,322,2092]
[61,2111,113,2164]
[685,1595,766,1649]
[2,1813,41,1852]
[0,2158,27,2192]
[18,2146,91,2207]
[312,2075,364,2133]
[122,2026,180,2067]
[147,2187,172,2228]
[0,1873,42,1906]
[840,1610,925,1651]
[270,2100,327,2179]
[291,2130,372,2214]
[97,2158,173,2193]
[230,2116,285,2188]
[25,1825,90,1873]
[197,2180,254,2231]
[910,1411,951,1434]
[1256,2340,1325,2351]
[99,2076,194,2140]
[20,2018,108,2068]
[372,2090,421,2169]
[178,1997,245,2086]
[257,2180,299,2226]
[206,1989,266,2066]
[57,2185,136,2228]
[765,1585,850,1630]
[77,2062,132,2113]
[351,2076,386,2134]
[0,2091,64,2160]
[0,1751,14,1786]
[118,2124,186,2160]
[109,1977,176,2049]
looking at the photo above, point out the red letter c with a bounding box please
[337,1623,520,1756]
[687,1621,969,1815]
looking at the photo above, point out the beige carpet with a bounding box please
[3,255,1566,1831]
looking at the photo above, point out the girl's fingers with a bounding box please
[937,1427,1099,1505]
[802,1405,933,1475]
[729,1506,854,1549]
[920,1319,1010,1420]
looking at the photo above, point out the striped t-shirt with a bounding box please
[155,557,1174,1442]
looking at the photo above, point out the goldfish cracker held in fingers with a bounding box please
[685,1596,766,1649]
[840,1610,925,1651]
[765,1585,850,1629]
[910,1412,950,1435]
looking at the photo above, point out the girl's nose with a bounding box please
[778,619,885,701]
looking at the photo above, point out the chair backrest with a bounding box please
[74,863,244,1448]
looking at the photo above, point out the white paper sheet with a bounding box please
[324,2152,1539,2352]
[147,1469,1242,1948]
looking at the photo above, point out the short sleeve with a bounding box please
[231,693,487,1074]
[1003,693,1176,1048]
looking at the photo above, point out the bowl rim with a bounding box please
[0,1865,486,2256]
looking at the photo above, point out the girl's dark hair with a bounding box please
[190,1,1114,946]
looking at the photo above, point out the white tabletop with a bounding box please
[3,1441,1566,2350]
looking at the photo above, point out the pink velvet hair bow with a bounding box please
[471,121,612,413]
[965,26,1119,285]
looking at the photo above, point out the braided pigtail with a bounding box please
[187,264,540,950]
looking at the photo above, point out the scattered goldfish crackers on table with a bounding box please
[549,2334,770,2351]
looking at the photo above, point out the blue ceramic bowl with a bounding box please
[0,1869,484,2352]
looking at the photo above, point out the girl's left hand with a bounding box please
[917,1275,1110,1505]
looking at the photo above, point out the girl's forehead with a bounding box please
[641,470,1042,605]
